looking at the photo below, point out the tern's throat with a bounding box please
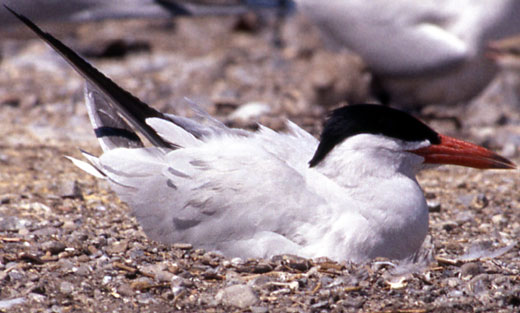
[312,134,426,191]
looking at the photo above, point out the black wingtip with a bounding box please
[4,4,41,34]
[5,4,179,150]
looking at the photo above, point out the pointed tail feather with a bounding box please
[4,5,176,149]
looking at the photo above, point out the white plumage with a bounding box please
[7,6,515,263]
[81,95,430,262]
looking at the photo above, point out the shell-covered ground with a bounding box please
[1,13,520,313]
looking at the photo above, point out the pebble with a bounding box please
[136,293,156,305]
[446,278,459,288]
[131,277,154,291]
[468,274,491,295]
[442,221,458,232]
[73,264,90,277]
[272,254,311,272]
[0,297,26,310]
[41,241,66,255]
[455,211,474,225]
[106,240,128,254]
[139,263,175,282]
[310,300,329,310]
[28,292,46,303]
[216,284,258,309]
[118,283,135,297]
[460,262,482,280]
[491,214,507,225]
[457,194,474,207]
[59,180,82,199]
[60,281,74,295]
[102,275,112,285]
[253,262,273,274]
[171,275,188,296]
[58,259,74,272]
[427,200,441,212]
[0,216,29,232]
[8,270,25,281]
[250,306,269,313]
[172,243,193,250]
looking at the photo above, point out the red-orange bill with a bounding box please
[410,134,516,169]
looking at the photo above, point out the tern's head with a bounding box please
[309,104,516,171]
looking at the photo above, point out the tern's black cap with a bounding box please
[309,104,441,167]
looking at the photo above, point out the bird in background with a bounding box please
[293,0,520,107]
[4,0,518,107]
[5,6,516,262]
[0,0,286,28]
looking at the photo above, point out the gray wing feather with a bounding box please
[84,83,144,151]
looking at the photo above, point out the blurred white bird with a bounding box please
[0,0,284,29]
[7,6,515,262]
[294,0,520,107]
[0,0,185,28]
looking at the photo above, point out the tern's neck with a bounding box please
[310,135,430,260]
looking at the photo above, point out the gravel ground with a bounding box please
[1,14,520,313]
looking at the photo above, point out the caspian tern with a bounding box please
[0,0,186,28]
[294,0,520,107]
[0,0,286,29]
[7,6,516,262]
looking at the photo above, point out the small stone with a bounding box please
[457,194,473,207]
[58,259,74,272]
[253,262,273,274]
[272,254,311,272]
[59,281,74,295]
[131,277,154,291]
[231,257,243,266]
[472,194,489,209]
[140,263,175,282]
[73,264,90,277]
[460,262,482,280]
[427,200,441,212]
[136,293,156,305]
[0,297,25,310]
[442,221,458,232]
[250,306,269,313]
[491,214,506,225]
[171,275,188,296]
[216,284,258,309]
[455,211,474,225]
[27,293,46,303]
[8,270,25,281]
[446,278,459,288]
[117,283,135,297]
[41,241,66,255]
[59,180,82,199]
[310,300,329,310]
[155,270,175,282]
[102,275,112,285]
[106,240,128,254]
[173,243,193,250]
